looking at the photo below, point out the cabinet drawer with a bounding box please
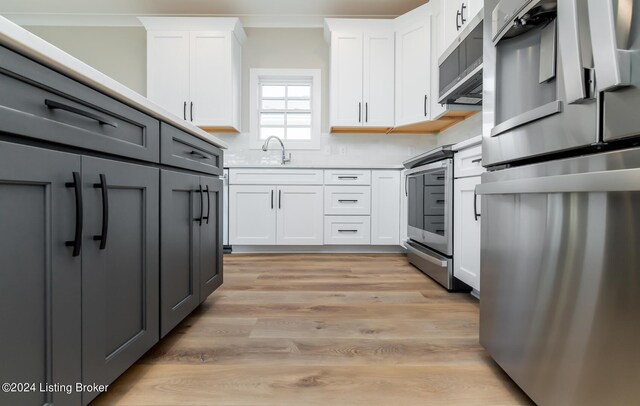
[454,144,484,178]
[160,123,223,175]
[324,170,371,185]
[324,186,371,215]
[0,46,160,163]
[324,216,371,245]
[229,168,324,185]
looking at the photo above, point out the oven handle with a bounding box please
[406,241,448,267]
[587,0,633,92]
[477,167,640,195]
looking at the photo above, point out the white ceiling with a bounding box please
[1,0,429,27]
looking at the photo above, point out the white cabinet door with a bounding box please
[453,176,481,291]
[189,31,231,128]
[395,17,431,126]
[147,31,190,120]
[330,32,364,127]
[229,185,276,245]
[371,170,401,245]
[276,186,324,245]
[363,31,395,128]
[430,0,447,118]
[442,0,464,57]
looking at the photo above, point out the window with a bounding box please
[250,69,321,150]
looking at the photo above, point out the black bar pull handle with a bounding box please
[405,175,409,196]
[190,102,194,122]
[189,150,211,160]
[338,230,359,233]
[474,186,481,221]
[183,101,187,120]
[365,103,369,123]
[92,174,109,250]
[338,176,358,180]
[45,99,118,128]
[195,185,203,225]
[472,158,482,164]
[65,172,83,257]
[424,95,428,117]
[460,3,467,24]
[338,199,359,203]
[278,189,282,209]
[456,10,462,31]
[358,102,362,123]
[271,190,274,209]
[203,185,211,224]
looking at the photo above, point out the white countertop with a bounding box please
[225,164,404,169]
[0,16,228,149]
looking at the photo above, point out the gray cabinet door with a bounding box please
[199,176,223,302]
[81,157,159,404]
[160,169,201,337]
[0,141,82,406]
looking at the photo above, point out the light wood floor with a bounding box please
[93,254,531,405]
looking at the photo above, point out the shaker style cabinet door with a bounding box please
[395,16,432,126]
[330,31,365,127]
[453,176,481,291]
[363,31,395,127]
[199,175,224,302]
[160,169,202,337]
[189,31,232,127]
[81,157,160,404]
[0,142,82,406]
[229,185,277,245]
[276,186,324,245]
[371,171,401,245]
[147,31,190,120]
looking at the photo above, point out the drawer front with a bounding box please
[229,168,324,185]
[160,123,223,175]
[454,144,484,178]
[324,216,371,245]
[0,46,160,163]
[324,170,372,185]
[324,186,371,215]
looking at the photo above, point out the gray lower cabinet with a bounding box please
[81,157,159,404]
[160,170,223,337]
[0,141,82,406]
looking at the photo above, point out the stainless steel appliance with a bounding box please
[438,13,484,106]
[480,0,640,404]
[404,146,471,291]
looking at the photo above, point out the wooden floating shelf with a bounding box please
[198,126,240,133]
[330,126,393,134]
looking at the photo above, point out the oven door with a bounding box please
[406,159,453,256]
[482,0,598,166]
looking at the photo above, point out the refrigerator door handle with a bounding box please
[558,0,594,103]
[587,0,634,91]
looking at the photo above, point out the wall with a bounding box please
[23,25,481,165]
[25,26,147,95]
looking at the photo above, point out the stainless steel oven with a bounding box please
[403,146,470,291]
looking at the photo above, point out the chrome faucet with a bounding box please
[261,136,291,165]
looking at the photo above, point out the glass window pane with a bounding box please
[287,100,311,110]
[287,127,311,140]
[260,127,284,140]
[288,85,311,98]
[262,85,285,98]
[260,113,285,126]
[261,99,286,110]
[287,113,311,126]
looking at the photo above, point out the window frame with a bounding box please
[250,68,321,150]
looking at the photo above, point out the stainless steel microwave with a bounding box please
[438,14,484,105]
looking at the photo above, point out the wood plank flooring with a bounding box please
[93,254,532,405]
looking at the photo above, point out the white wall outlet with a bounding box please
[339,146,348,155]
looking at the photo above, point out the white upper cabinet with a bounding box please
[326,20,395,130]
[395,8,431,127]
[330,31,364,127]
[140,17,245,132]
[440,0,483,58]
[146,31,190,121]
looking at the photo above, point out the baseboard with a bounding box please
[228,245,407,254]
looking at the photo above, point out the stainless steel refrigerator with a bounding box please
[479,0,640,404]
